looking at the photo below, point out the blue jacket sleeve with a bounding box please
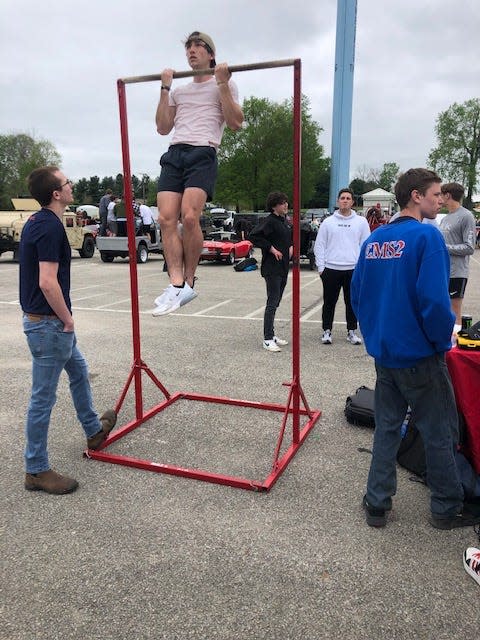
[416,241,455,351]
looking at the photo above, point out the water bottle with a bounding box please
[400,408,411,438]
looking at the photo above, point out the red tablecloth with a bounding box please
[446,348,480,474]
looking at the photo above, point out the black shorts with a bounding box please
[448,277,467,299]
[157,144,218,200]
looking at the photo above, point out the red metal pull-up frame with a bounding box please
[86,58,321,491]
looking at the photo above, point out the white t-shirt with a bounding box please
[169,77,239,148]
[107,201,116,222]
[139,204,154,225]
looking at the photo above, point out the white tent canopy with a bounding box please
[362,188,396,214]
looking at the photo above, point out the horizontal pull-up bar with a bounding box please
[120,58,298,85]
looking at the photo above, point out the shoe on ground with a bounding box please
[274,336,288,346]
[430,505,480,530]
[153,283,197,316]
[347,330,362,345]
[362,495,387,527]
[463,547,480,586]
[25,469,78,494]
[321,330,332,345]
[263,339,282,352]
[87,409,117,451]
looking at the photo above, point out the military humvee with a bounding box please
[0,199,97,261]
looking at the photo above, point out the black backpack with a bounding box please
[397,418,480,501]
[344,386,375,428]
[396,418,427,480]
[234,256,258,272]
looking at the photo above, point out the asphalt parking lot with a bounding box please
[1,247,479,640]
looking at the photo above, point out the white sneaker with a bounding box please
[463,547,480,586]
[321,330,332,345]
[347,330,362,345]
[178,283,197,308]
[154,282,197,308]
[274,336,288,346]
[152,283,197,316]
[263,340,281,352]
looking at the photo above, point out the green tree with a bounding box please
[216,95,324,211]
[307,157,330,208]
[73,178,89,203]
[0,133,61,208]
[100,176,115,192]
[147,178,159,206]
[114,173,124,197]
[87,176,101,204]
[428,98,480,208]
[378,162,400,192]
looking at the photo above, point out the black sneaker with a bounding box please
[429,505,480,530]
[362,495,387,528]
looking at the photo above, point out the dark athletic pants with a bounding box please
[264,274,288,340]
[321,267,358,331]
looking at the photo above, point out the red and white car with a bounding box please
[200,231,253,265]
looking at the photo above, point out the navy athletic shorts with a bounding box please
[157,144,218,200]
[448,277,467,299]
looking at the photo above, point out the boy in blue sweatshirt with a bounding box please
[351,168,480,530]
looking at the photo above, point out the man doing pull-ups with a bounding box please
[153,31,244,316]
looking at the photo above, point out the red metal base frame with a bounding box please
[85,360,321,492]
[87,59,321,492]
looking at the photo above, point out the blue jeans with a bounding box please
[263,274,287,340]
[367,353,463,518]
[23,316,102,474]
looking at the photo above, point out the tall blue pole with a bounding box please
[329,0,357,212]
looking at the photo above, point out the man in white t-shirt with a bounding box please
[139,203,154,226]
[153,31,244,316]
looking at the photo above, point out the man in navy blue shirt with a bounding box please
[20,166,116,495]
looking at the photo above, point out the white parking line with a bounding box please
[191,299,233,315]
[244,304,265,318]
[244,274,319,318]
[301,303,322,321]
[96,297,135,309]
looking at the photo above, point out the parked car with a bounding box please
[95,217,162,264]
[299,221,318,270]
[0,198,96,260]
[200,230,253,265]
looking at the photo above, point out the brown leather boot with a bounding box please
[86,409,117,451]
[25,469,79,494]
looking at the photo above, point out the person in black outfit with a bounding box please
[249,192,292,352]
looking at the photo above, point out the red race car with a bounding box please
[200,231,253,265]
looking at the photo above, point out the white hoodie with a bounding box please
[314,210,370,271]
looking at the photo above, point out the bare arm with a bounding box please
[215,63,244,131]
[155,68,176,135]
[39,262,74,332]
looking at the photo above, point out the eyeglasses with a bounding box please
[58,179,73,189]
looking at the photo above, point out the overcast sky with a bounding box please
[1,0,479,184]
